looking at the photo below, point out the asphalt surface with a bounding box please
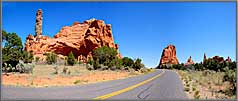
[2,69,188,100]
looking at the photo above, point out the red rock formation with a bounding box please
[159,44,179,66]
[185,56,194,65]
[25,18,121,62]
[35,9,43,36]
[207,56,224,63]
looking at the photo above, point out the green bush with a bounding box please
[78,61,82,64]
[223,67,236,96]
[92,46,123,70]
[2,30,23,68]
[35,57,40,62]
[87,58,94,65]
[108,57,123,69]
[22,50,34,63]
[132,58,144,71]
[45,52,57,64]
[172,64,186,70]
[194,63,204,71]
[122,57,134,67]
[92,46,117,64]
[194,90,200,99]
[74,80,81,84]
[184,87,190,92]
[93,59,101,70]
[67,51,76,66]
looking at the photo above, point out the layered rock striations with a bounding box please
[25,10,121,62]
[159,44,179,66]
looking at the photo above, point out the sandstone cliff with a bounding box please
[25,18,121,62]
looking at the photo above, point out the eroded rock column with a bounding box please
[35,9,43,36]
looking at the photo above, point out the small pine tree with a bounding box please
[45,52,57,64]
[67,51,76,66]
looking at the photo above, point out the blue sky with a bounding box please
[2,2,236,68]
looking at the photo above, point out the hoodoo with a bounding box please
[185,56,194,65]
[159,44,179,66]
[35,9,43,36]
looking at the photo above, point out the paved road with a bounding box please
[2,69,187,100]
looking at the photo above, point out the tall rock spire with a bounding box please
[35,9,43,36]
[159,44,179,66]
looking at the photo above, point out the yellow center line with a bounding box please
[93,70,166,100]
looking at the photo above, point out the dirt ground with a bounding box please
[2,64,145,87]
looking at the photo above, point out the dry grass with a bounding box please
[176,70,233,99]
[2,64,154,88]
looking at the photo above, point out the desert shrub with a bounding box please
[67,51,76,66]
[2,30,23,68]
[140,68,149,73]
[92,46,117,64]
[99,64,109,70]
[2,63,8,73]
[25,63,35,74]
[194,63,204,71]
[108,57,123,69]
[67,70,71,75]
[132,58,144,71]
[223,67,236,96]
[74,80,81,84]
[93,59,101,70]
[223,61,236,71]
[157,64,167,69]
[78,61,82,64]
[86,64,94,70]
[203,59,227,72]
[2,63,12,73]
[16,60,34,74]
[35,57,40,62]
[92,46,125,70]
[122,57,134,67]
[8,64,13,72]
[45,52,57,64]
[192,87,196,91]
[22,50,34,63]
[53,65,59,74]
[172,64,187,70]
[184,87,190,92]
[63,67,68,74]
[194,90,200,99]
[87,58,94,65]
[110,66,117,71]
